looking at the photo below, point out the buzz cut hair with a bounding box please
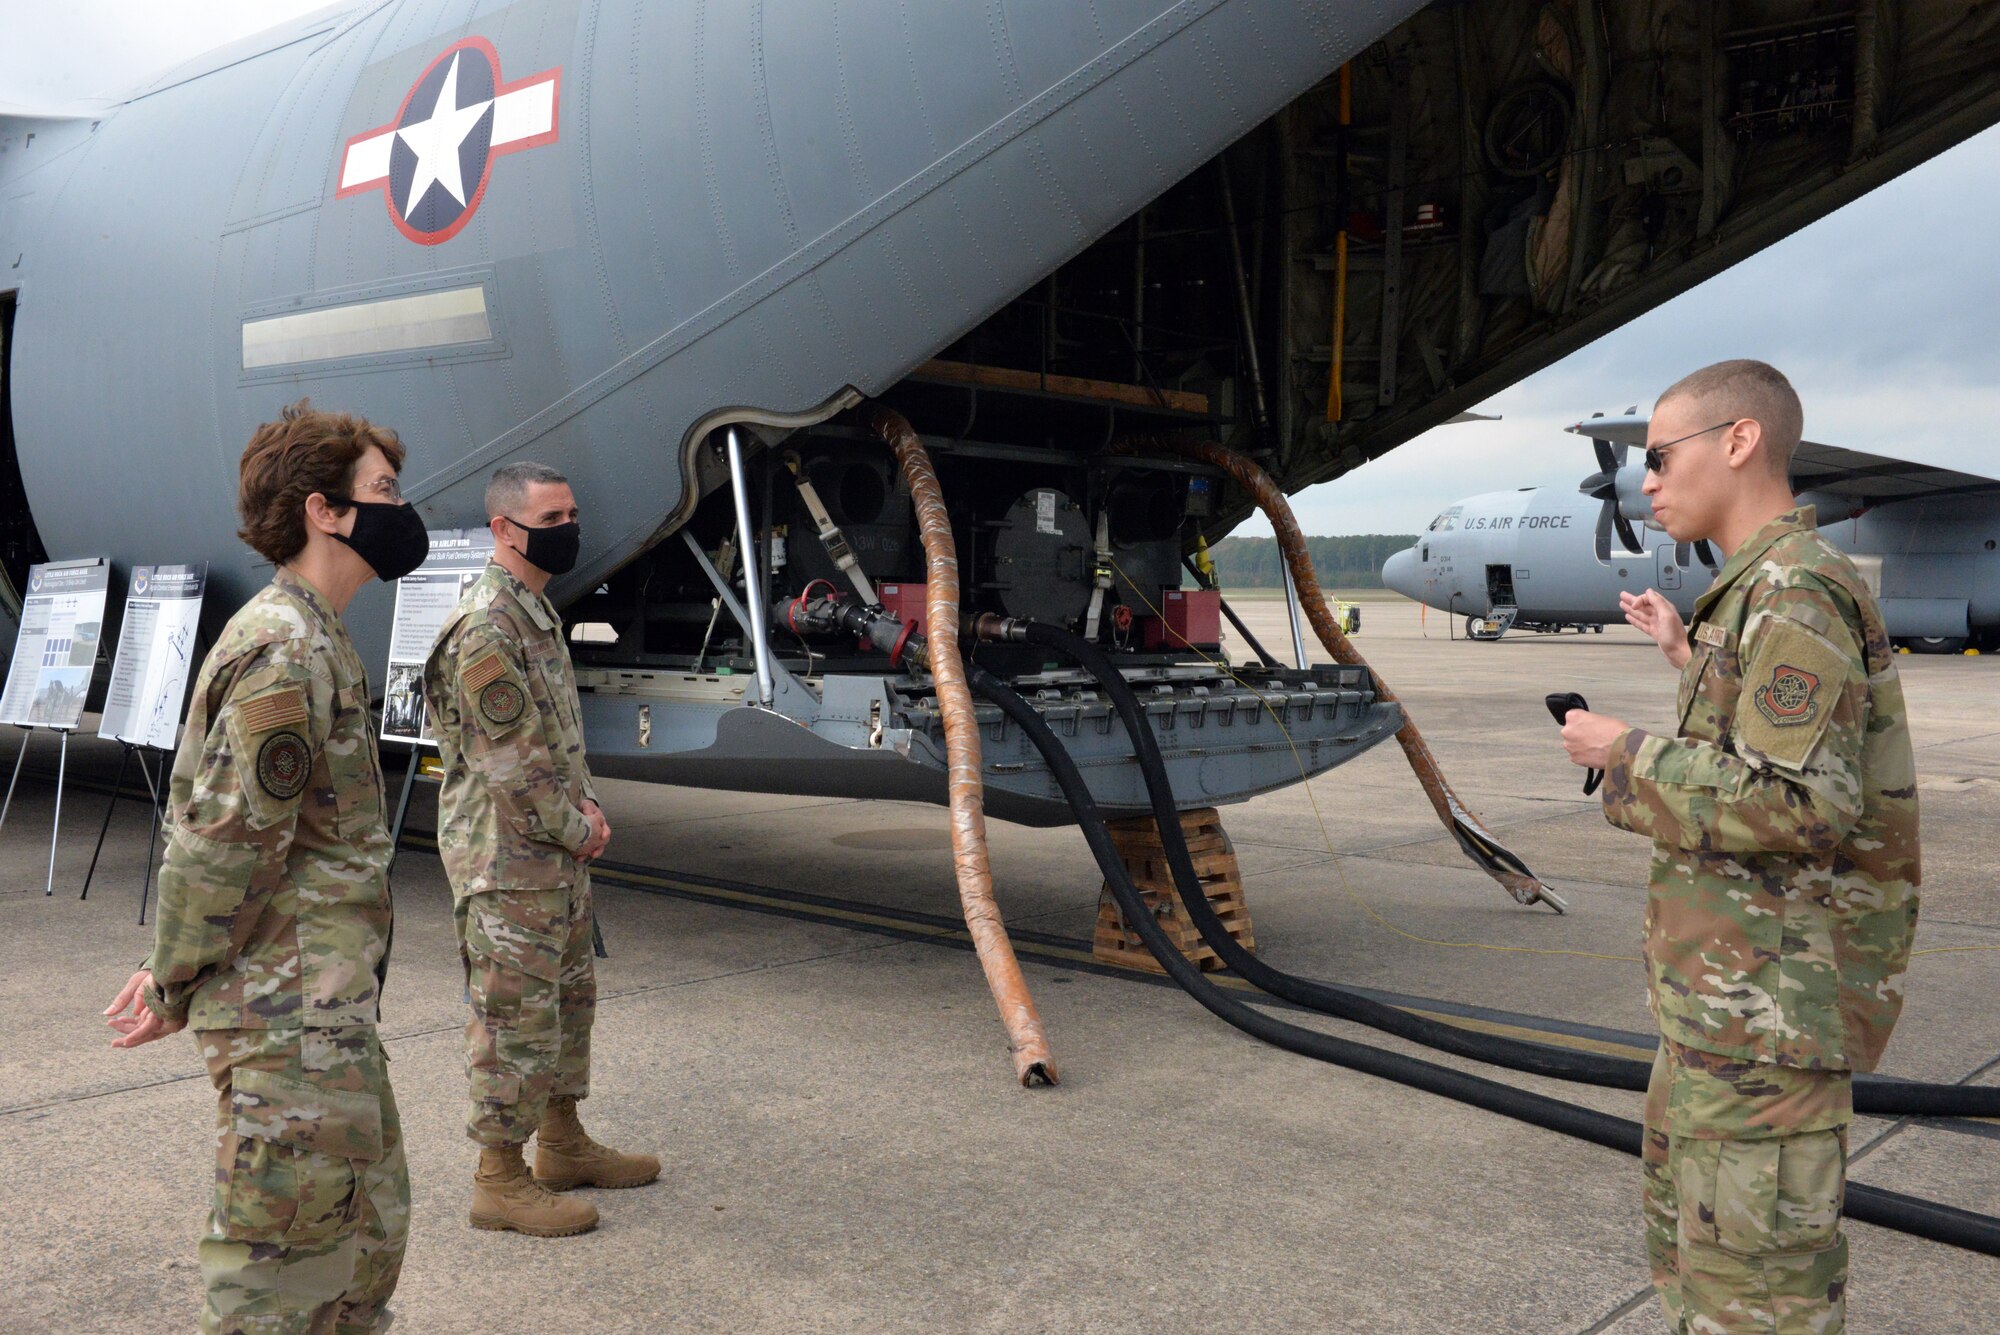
[1655,359,1804,478]
[485,461,569,520]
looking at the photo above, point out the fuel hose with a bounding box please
[1011,619,2000,1121]
[870,405,1056,1086]
[966,663,2000,1256]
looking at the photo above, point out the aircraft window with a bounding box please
[241,284,491,369]
[1420,542,1429,562]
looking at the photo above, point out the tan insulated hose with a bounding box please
[1123,436,1562,912]
[870,405,1059,1085]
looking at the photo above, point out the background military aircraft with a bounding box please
[1382,413,2000,652]
[3,0,1999,820]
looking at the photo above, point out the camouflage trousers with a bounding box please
[1643,1040,1852,1334]
[196,1026,409,1335]
[454,875,597,1146]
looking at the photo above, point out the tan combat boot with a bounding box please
[534,1095,662,1190]
[470,1144,599,1236]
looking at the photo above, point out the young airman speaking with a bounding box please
[1559,361,1920,1334]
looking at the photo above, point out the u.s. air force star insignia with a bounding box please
[336,37,560,245]
[480,680,525,725]
[256,732,312,799]
[1753,663,1821,727]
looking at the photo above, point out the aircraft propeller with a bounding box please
[1578,435,1644,561]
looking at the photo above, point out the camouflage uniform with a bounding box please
[142,570,408,1335]
[1601,507,1920,1334]
[422,561,599,1147]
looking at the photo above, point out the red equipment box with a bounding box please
[1141,588,1220,650]
[877,582,927,637]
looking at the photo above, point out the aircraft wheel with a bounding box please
[1466,616,1504,641]
[1909,636,1969,655]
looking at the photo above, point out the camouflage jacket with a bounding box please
[1602,507,1921,1072]
[143,570,393,1029]
[423,561,597,896]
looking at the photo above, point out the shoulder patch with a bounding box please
[1737,618,1854,770]
[236,686,309,735]
[479,679,526,726]
[255,731,313,799]
[1752,664,1822,728]
[463,651,507,692]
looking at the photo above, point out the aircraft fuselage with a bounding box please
[1384,485,2000,650]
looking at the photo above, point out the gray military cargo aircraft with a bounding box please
[1382,414,2000,652]
[3,0,1999,821]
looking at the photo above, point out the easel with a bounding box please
[385,742,427,875]
[383,741,606,958]
[0,723,78,897]
[78,740,173,923]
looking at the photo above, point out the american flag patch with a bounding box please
[236,687,308,734]
[463,651,507,691]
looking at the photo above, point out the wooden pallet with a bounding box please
[1093,807,1255,974]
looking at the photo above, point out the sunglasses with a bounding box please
[1645,420,1738,472]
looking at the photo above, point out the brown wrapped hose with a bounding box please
[1122,436,1564,913]
[870,406,1059,1085]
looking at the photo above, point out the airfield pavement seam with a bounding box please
[1916,727,2000,751]
[1575,1284,1656,1335]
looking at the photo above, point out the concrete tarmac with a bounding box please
[1,596,1994,1333]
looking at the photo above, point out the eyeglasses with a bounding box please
[350,476,404,503]
[1645,421,1738,473]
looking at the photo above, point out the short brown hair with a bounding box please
[237,399,407,564]
[1656,359,1804,477]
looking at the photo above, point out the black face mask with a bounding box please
[505,519,582,576]
[332,500,431,582]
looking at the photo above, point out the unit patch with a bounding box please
[479,680,526,726]
[256,731,313,799]
[1753,663,1822,728]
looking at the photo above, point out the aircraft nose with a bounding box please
[1381,546,1419,599]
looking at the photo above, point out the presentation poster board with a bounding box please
[0,558,111,729]
[99,563,207,750]
[381,528,495,745]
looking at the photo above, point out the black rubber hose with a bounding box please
[1016,620,2000,1120]
[968,664,2000,1256]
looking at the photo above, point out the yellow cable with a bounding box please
[1111,559,1639,963]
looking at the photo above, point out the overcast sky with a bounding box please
[7,4,1994,540]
